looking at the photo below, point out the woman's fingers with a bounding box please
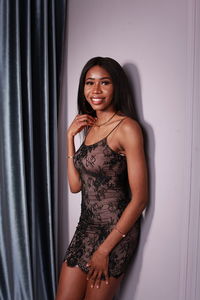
[87,266,94,281]
[86,253,109,288]
[74,115,95,127]
[76,119,93,125]
[67,114,95,136]
[87,266,109,288]
[95,272,102,289]
[89,269,98,288]
[104,270,109,285]
[75,114,96,123]
[86,262,91,268]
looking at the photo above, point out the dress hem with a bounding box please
[63,258,125,280]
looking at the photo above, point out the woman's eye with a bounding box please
[101,81,111,85]
[85,81,94,85]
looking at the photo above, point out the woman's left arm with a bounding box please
[100,119,148,249]
[87,119,148,287]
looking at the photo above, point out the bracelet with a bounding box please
[67,155,74,159]
[114,226,126,238]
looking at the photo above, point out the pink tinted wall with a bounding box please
[58,1,200,299]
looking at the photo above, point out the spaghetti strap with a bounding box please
[83,117,127,146]
[105,117,127,139]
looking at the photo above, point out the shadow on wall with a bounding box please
[115,63,156,300]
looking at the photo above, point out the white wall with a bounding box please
[58,0,200,299]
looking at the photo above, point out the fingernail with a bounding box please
[91,285,93,288]
[86,264,89,267]
[96,285,99,288]
[106,281,109,285]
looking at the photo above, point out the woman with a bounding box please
[56,57,148,300]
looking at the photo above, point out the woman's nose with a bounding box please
[93,82,102,93]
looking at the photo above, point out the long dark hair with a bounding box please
[77,56,137,120]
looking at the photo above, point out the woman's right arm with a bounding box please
[67,133,81,193]
[67,114,95,193]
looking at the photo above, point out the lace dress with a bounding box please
[63,119,141,278]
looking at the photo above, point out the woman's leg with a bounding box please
[55,262,87,300]
[84,275,124,300]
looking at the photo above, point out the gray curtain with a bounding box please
[0,1,66,299]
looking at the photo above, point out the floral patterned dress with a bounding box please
[63,119,141,278]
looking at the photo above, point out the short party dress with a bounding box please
[64,118,141,278]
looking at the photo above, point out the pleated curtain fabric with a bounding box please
[0,1,66,299]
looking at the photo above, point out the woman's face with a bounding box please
[84,65,114,112]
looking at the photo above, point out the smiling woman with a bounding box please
[56,57,148,300]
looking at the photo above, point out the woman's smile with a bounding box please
[91,97,106,105]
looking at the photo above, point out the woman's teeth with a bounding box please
[91,98,104,104]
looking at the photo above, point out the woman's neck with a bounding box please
[94,110,118,128]
[96,110,116,122]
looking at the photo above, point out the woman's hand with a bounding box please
[86,248,109,288]
[67,114,96,138]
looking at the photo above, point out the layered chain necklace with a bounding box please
[94,111,117,127]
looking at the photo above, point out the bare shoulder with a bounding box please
[116,117,144,149]
[120,117,143,137]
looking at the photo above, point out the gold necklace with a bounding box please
[95,112,117,127]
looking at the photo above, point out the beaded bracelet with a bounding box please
[114,226,126,238]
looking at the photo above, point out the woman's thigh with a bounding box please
[84,275,124,300]
[55,262,87,300]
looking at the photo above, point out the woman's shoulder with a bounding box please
[120,116,142,132]
[118,116,143,143]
